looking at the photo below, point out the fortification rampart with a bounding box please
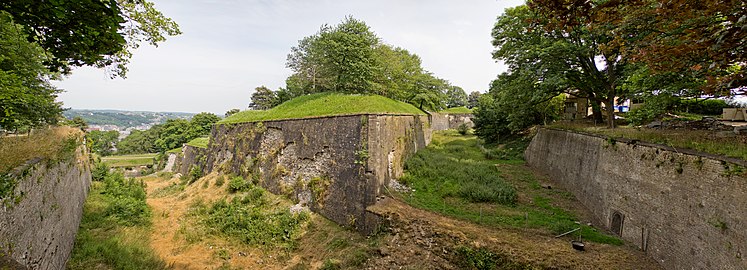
[0,144,91,269]
[430,113,473,131]
[180,114,429,233]
[525,128,747,269]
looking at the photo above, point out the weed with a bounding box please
[191,189,309,250]
[214,248,231,261]
[92,161,110,181]
[215,175,226,187]
[457,123,470,135]
[454,246,531,270]
[309,176,331,206]
[354,149,369,165]
[321,259,342,270]
[228,176,250,193]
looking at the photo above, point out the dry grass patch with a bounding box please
[0,126,81,172]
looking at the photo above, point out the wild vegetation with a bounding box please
[117,112,220,155]
[247,17,470,112]
[474,0,746,140]
[101,153,157,168]
[400,130,622,245]
[223,92,424,124]
[68,171,166,269]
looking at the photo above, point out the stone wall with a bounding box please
[0,144,91,269]
[174,145,209,176]
[430,113,473,131]
[525,128,747,269]
[200,114,429,233]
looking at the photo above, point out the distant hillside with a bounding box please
[63,109,195,128]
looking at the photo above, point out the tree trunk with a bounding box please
[604,99,616,129]
[591,100,604,124]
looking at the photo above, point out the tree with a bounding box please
[0,12,63,131]
[67,116,88,131]
[155,119,189,151]
[0,0,181,77]
[467,91,481,109]
[187,112,219,138]
[287,16,379,94]
[249,86,279,110]
[474,71,564,143]
[88,130,119,156]
[529,0,746,96]
[444,86,468,108]
[491,5,627,128]
[224,109,240,117]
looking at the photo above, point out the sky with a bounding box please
[53,0,525,114]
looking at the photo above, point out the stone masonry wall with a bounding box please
[525,128,747,269]
[174,145,209,176]
[430,113,473,131]
[201,114,429,233]
[0,144,91,269]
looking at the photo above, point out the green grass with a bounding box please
[219,92,425,124]
[68,172,166,269]
[400,130,622,245]
[185,183,309,251]
[166,147,182,154]
[186,137,209,148]
[439,106,473,114]
[551,122,747,161]
[102,153,157,167]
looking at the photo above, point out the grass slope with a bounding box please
[102,153,157,167]
[219,92,425,124]
[439,106,473,114]
[400,130,622,245]
[186,137,209,148]
[0,126,81,173]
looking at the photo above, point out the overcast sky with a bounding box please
[52,0,525,114]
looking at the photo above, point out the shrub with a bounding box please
[197,194,309,250]
[215,175,225,187]
[228,176,250,192]
[457,123,469,135]
[102,172,150,226]
[92,161,110,181]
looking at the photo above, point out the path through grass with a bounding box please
[400,130,622,245]
[102,153,157,167]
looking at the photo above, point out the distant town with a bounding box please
[63,109,196,138]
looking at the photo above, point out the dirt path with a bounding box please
[367,197,661,269]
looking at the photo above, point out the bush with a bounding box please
[102,172,150,226]
[215,175,225,187]
[457,123,469,135]
[92,162,110,181]
[228,176,250,192]
[676,98,728,115]
[197,194,309,249]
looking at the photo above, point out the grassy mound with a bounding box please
[439,106,473,114]
[186,137,209,148]
[219,92,425,124]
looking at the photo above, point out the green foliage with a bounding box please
[474,75,564,143]
[68,181,166,269]
[467,91,481,109]
[454,246,531,270]
[403,131,622,245]
[182,165,203,185]
[626,94,680,125]
[102,172,150,226]
[88,130,119,156]
[401,133,517,205]
[67,116,88,131]
[482,137,531,161]
[187,112,220,139]
[457,123,470,135]
[92,161,110,182]
[228,176,251,192]
[445,86,468,108]
[0,0,181,77]
[0,12,63,131]
[190,192,310,250]
[221,92,424,124]
[284,17,454,110]
[215,175,226,187]
[250,86,280,110]
[224,108,240,117]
